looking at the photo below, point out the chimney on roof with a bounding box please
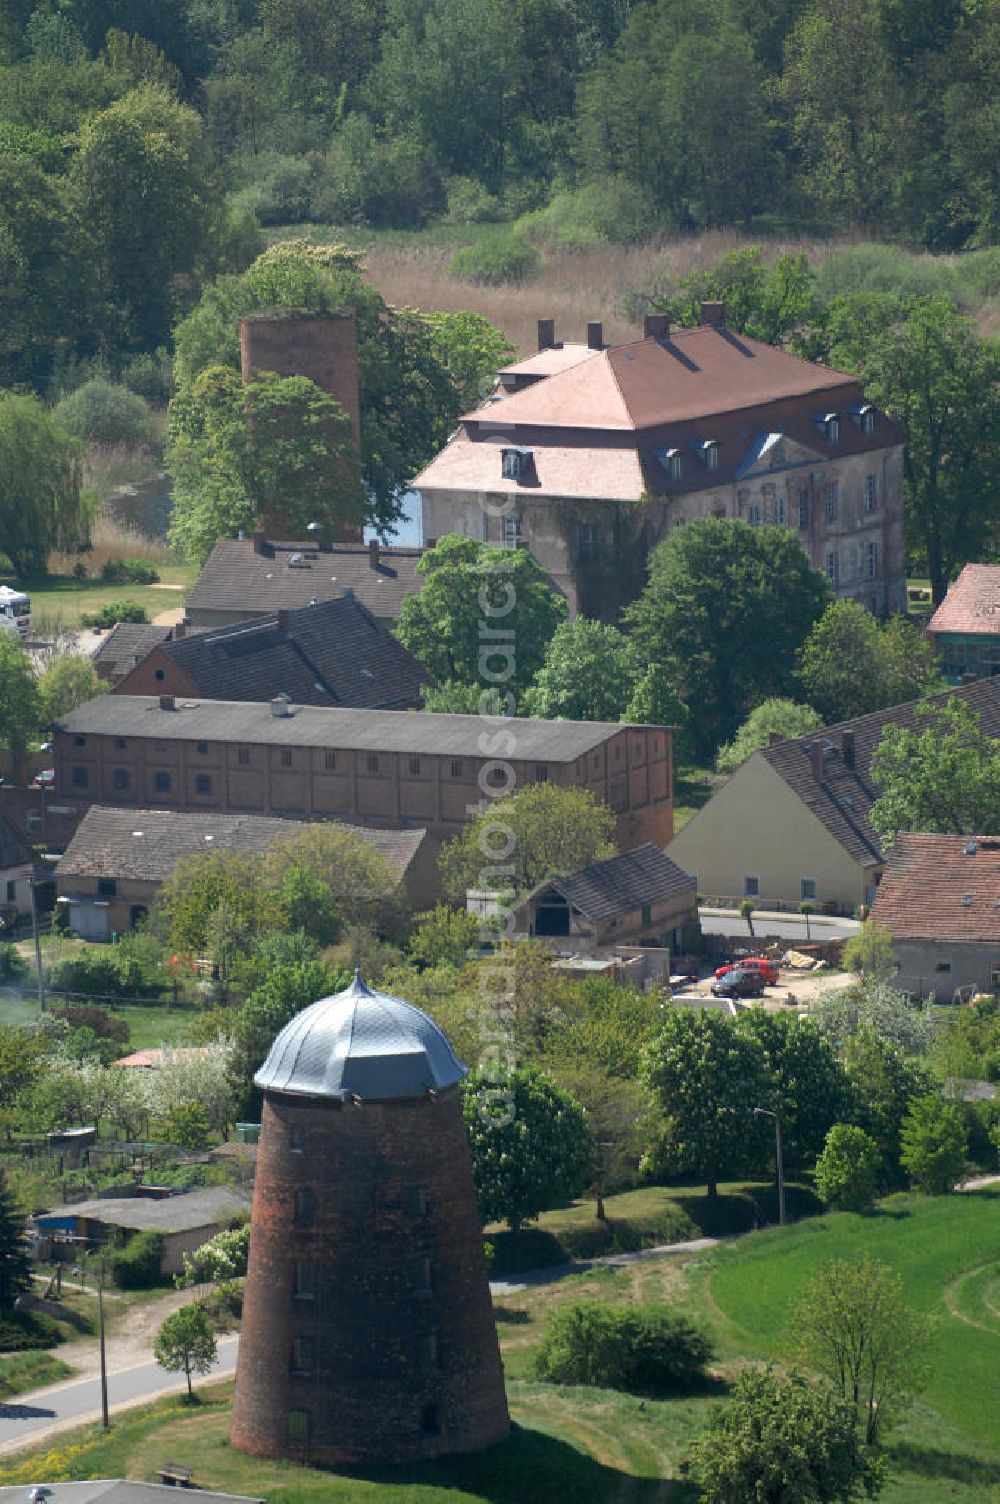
[368,537,380,570]
[644,313,670,340]
[587,321,603,350]
[537,318,556,351]
[173,622,186,641]
[276,609,290,632]
[700,301,726,327]
[271,693,292,718]
[810,741,825,782]
[159,695,175,712]
[961,672,977,685]
[841,730,856,770]
[251,530,267,555]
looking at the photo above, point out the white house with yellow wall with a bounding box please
[668,677,1000,916]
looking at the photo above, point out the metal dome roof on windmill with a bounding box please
[253,971,467,1102]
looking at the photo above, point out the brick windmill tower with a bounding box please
[230,972,509,1465]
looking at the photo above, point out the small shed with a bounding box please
[36,1185,249,1275]
[511,843,698,952]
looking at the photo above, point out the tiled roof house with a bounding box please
[928,564,1000,683]
[414,309,907,619]
[871,832,1000,999]
[111,595,431,711]
[668,677,1000,915]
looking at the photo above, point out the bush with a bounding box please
[121,348,173,406]
[80,601,148,628]
[814,1123,881,1212]
[0,943,27,982]
[445,176,507,224]
[449,232,540,285]
[109,1230,165,1289]
[0,1309,62,1351]
[47,953,120,998]
[99,557,159,585]
[533,1301,713,1394]
[50,1002,129,1050]
[53,378,155,449]
[518,179,661,250]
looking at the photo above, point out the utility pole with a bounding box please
[754,1106,786,1226]
[29,878,45,1012]
[98,1255,109,1430]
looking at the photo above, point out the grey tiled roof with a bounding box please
[761,677,1000,867]
[39,1185,249,1233]
[92,623,173,682]
[549,842,696,921]
[55,807,427,884]
[255,972,466,1101]
[0,810,32,870]
[185,538,425,619]
[0,1486,263,1504]
[58,697,627,760]
[153,595,430,709]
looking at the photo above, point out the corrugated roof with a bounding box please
[56,807,426,884]
[39,1186,248,1234]
[548,842,696,921]
[131,596,430,710]
[871,833,1000,941]
[464,326,860,431]
[185,539,425,620]
[928,564,1000,638]
[255,972,466,1101]
[57,697,627,760]
[761,678,1000,867]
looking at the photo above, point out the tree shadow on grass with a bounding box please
[330,1421,698,1502]
[493,1305,531,1324]
[887,1441,1000,1487]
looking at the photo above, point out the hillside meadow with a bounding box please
[2,1190,998,1502]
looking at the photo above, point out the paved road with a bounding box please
[0,1335,240,1456]
[0,1237,721,1457]
[699,907,861,942]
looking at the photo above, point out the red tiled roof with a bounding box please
[464,326,859,431]
[928,565,1000,638]
[412,433,647,500]
[871,833,1000,941]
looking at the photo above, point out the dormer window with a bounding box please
[501,447,531,482]
[852,403,877,436]
[659,447,683,480]
[694,439,719,470]
[816,412,840,443]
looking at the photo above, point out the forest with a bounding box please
[1,0,999,386]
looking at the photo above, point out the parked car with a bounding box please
[31,769,54,788]
[711,968,766,999]
[714,956,779,987]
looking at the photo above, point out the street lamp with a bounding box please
[754,1106,786,1227]
[28,876,45,1013]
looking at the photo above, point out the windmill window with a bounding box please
[295,1188,315,1225]
[287,1409,311,1445]
[293,1260,316,1299]
[291,1336,314,1376]
[290,1125,305,1152]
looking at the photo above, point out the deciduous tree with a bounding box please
[900,1093,968,1194]
[716,699,822,775]
[814,1123,882,1213]
[0,392,89,576]
[738,1010,853,1169]
[523,619,639,722]
[791,1255,931,1442]
[153,1303,218,1400]
[0,637,41,783]
[626,519,829,759]
[395,533,566,695]
[37,654,106,722]
[844,1030,934,1185]
[641,1010,771,1197]
[869,698,1000,844]
[462,1065,592,1232]
[797,601,943,724]
[688,1367,884,1503]
[438,783,616,902]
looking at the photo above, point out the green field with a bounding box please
[6,561,196,634]
[3,1192,998,1500]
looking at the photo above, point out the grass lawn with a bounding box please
[0,989,201,1052]
[672,766,721,835]
[3,560,196,634]
[3,1192,999,1499]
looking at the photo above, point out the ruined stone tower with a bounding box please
[230,973,509,1465]
[239,311,363,542]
